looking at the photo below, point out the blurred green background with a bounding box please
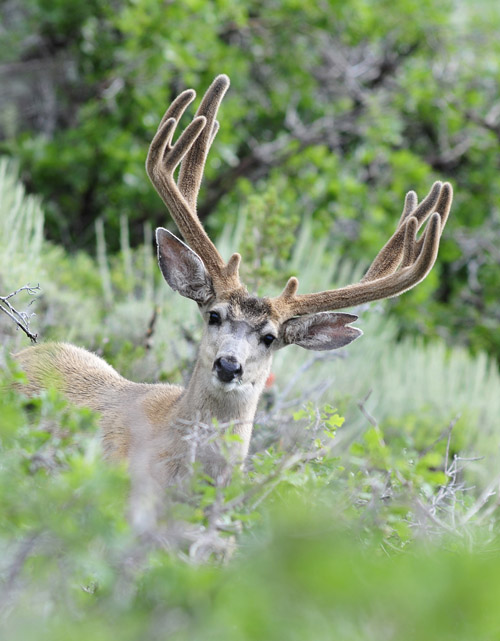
[1,0,500,357]
[2,0,500,639]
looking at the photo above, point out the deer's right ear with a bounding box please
[156,228,215,304]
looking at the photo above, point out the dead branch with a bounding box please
[0,284,40,343]
[143,305,160,350]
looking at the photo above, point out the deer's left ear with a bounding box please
[279,312,362,351]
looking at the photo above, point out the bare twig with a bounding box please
[278,351,346,403]
[0,284,40,343]
[0,532,40,614]
[419,414,460,460]
[414,497,463,537]
[460,473,500,526]
[357,389,378,427]
[143,305,160,350]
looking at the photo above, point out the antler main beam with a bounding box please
[146,74,243,293]
[273,181,453,318]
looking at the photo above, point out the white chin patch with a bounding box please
[211,374,242,393]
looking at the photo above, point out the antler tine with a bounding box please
[157,88,196,132]
[146,76,241,289]
[398,190,418,227]
[272,182,452,318]
[414,181,453,258]
[178,74,230,209]
[361,181,442,282]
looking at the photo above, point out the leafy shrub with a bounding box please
[2,353,500,641]
[3,129,500,640]
[4,0,500,358]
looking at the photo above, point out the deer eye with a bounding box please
[208,311,222,326]
[261,334,276,348]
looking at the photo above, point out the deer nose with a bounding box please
[214,357,243,383]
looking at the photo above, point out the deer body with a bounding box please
[16,307,268,486]
[16,75,453,491]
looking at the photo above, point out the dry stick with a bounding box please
[357,389,378,427]
[0,284,40,343]
[277,351,345,402]
[0,532,40,612]
[470,482,500,528]
[461,472,500,526]
[143,305,160,350]
[413,496,462,537]
[357,389,387,447]
[419,414,461,460]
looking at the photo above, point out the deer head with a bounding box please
[146,75,452,397]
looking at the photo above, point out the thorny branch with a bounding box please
[0,284,40,343]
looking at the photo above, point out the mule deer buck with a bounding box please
[17,74,453,491]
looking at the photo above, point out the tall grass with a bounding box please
[0,157,44,289]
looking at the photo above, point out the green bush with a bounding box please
[2,82,500,640]
[3,0,500,358]
[2,355,500,640]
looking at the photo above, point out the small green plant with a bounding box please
[2,343,500,641]
[3,147,500,640]
[239,183,299,292]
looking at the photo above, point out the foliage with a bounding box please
[2,173,500,640]
[1,156,499,463]
[2,0,500,357]
[2,355,500,641]
[2,12,500,639]
[238,182,300,291]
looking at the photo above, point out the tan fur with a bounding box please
[15,343,184,461]
[16,296,272,489]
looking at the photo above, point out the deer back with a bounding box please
[15,342,184,460]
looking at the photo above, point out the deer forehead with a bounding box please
[215,292,280,330]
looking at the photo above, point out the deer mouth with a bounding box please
[210,372,247,396]
[211,375,242,392]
